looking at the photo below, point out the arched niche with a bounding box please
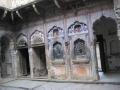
[16,34,28,48]
[31,30,44,46]
[48,26,66,79]
[48,26,64,38]
[74,38,86,57]
[68,21,88,35]
[53,41,63,60]
[93,16,118,72]
[30,30,48,77]
[47,26,64,60]
[93,16,117,36]
[16,34,30,77]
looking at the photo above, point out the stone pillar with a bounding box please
[28,48,34,78]
[113,0,120,40]
[63,15,71,80]
[13,50,18,78]
[9,40,16,78]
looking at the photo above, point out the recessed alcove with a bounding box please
[18,48,30,77]
[32,45,48,78]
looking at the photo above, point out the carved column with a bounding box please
[113,0,120,39]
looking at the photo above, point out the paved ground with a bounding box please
[99,72,120,83]
[0,72,120,90]
[0,80,120,90]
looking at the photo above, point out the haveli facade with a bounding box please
[0,0,120,81]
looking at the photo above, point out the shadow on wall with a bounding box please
[93,16,120,72]
[0,35,11,78]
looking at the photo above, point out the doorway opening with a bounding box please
[32,45,48,78]
[96,42,102,71]
[96,35,106,73]
[18,48,30,77]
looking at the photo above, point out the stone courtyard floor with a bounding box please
[0,79,120,90]
[0,72,120,90]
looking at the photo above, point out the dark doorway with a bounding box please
[96,35,106,73]
[33,46,48,77]
[19,48,30,76]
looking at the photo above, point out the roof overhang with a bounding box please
[0,0,43,11]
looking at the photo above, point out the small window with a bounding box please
[74,39,86,56]
[53,42,63,60]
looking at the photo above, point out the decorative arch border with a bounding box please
[68,21,88,35]
[30,30,44,45]
[48,26,64,39]
[93,16,117,35]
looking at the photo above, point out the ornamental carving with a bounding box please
[68,21,88,35]
[16,34,28,47]
[31,30,44,45]
[48,26,64,39]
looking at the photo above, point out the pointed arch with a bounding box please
[48,26,64,38]
[93,16,117,35]
[16,33,28,48]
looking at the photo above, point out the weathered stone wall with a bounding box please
[12,1,117,81]
[0,22,14,79]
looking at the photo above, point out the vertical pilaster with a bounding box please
[28,48,34,78]
[9,40,16,78]
[86,9,99,80]
[13,50,20,78]
[13,50,18,78]
[43,22,51,79]
[63,14,71,80]
[113,0,120,40]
